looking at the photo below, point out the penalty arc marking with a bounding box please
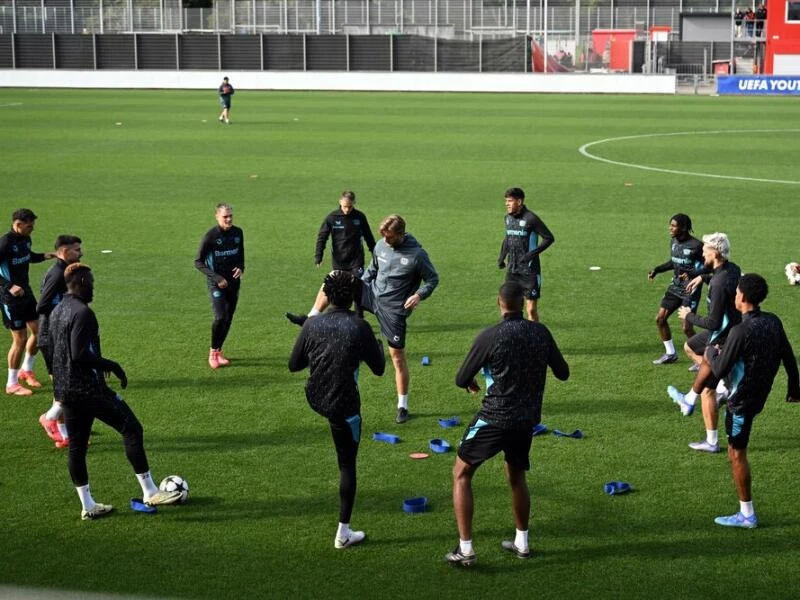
[578,129,800,186]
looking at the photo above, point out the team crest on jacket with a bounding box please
[235,237,241,243]
[353,219,360,225]
[683,249,691,255]
[216,239,222,245]
[400,258,409,265]
[519,220,526,227]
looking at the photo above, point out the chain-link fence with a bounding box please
[0,0,737,37]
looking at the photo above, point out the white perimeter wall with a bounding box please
[0,69,676,94]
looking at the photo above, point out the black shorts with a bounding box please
[686,330,712,355]
[660,286,701,313]
[329,414,361,468]
[505,272,541,300]
[359,282,407,349]
[687,329,730,356]
[457,415,533,471]
[726,409,756,450]
[2,295,38,331]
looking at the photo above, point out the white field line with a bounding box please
[578,129,800,185]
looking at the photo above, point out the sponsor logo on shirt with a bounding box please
[215,248,239,257]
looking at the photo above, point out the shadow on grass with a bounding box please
[129,370,295,390]
[84,428,317,454]
[411,321,497,334]
[530,531,800,567]
[565,342,656,356]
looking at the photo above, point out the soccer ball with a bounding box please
[159,475,189,504]
[786,262,800,286]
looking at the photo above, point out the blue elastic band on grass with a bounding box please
[429,438,451,453]
[403,497,427,513]
[372,432,400,444]
[438,417,460,428]
[603,481,632,496]
[130,498,157,514]
[532,423,548,436]
[553,428,583,439]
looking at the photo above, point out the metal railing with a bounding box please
[0,0,754,39]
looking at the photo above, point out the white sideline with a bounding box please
[578,129,800,185]
[0,69,676,94]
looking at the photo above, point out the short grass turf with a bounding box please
[1,88,799,600]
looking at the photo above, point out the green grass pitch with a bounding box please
[1,88,799,599]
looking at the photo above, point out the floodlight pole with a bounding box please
[525,0,530,34]
[316,0,321,34]
[575,0,580,65]
[729,0,735,75]
[543,0,548,72]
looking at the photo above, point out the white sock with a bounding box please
[57,422,69,440]
[685,389,698,405]
[336,523,351,539]
[45,400,62,421]
[21,353,35,372]
[397,395,408,410]
[308,307,321,317]
[7,369,18,387]
[740,500,754,517]
[136,471,160,498]
[514,529,529,550]
[76,484,96,511]
[664,340,675,355]
[459,539,473,555]
[716,380,729,398]
[706,429,718,445]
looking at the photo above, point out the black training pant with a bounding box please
[329,415,361,524]
[210,283,240,350]
[62,389,148,487]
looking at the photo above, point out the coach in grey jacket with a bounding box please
[361,214,439,424]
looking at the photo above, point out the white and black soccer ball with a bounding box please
[159,475,189,504]
[786,262,800,286]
